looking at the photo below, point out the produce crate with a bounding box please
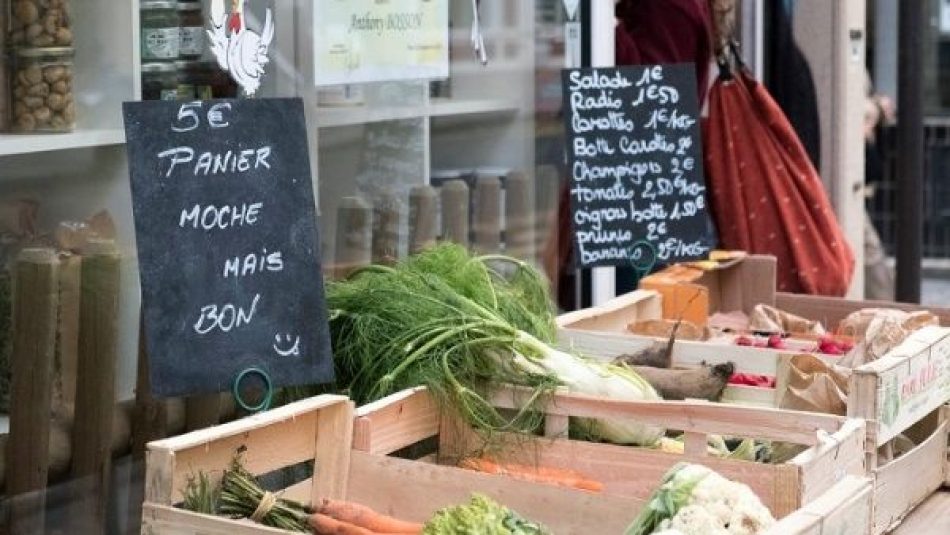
[557,290,842,408]
[774,292,950,327]
[140,394,632,534]
[353,386,866,522]
[637,253,777,325]
[140,391,870,535]
[558,292,950,534]
[766,475,873,534]
[776,292,950,492]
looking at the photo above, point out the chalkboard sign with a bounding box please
[562,65,718,268]
[123,98,334,398]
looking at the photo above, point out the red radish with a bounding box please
[767,335,786,349]
[736,336,754,347]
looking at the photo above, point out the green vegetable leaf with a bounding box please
[423,494,550,535]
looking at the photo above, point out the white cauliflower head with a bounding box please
[626,463,776,535]
[680,470,775,535]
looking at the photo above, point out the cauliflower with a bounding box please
[626,463,775,535]
[687,469,775,534]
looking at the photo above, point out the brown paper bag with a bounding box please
[839,308,938,363]
[749,304,826,335]
[707,310,750,332]
[779,354,849,416]
[53,210,117,253]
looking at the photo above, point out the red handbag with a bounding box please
[703,68,855,295]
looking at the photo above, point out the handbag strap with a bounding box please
[709,0,738,55]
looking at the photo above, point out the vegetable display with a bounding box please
[181,459,555,535]
[326,244,663,445]
[625,463,775,535]
[422,493,549,535]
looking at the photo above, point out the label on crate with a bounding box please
[875,329,950,444]
[561,65,718,268]
[123,98,334,398]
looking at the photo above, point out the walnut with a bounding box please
[43,65,66,84]
[13,1,40,25]
[47,92,66,112]
[28,83,50,97]
[33,106,52,124]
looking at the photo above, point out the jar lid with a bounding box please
[177,59,217,68]
[142,62,178,73]
[15,47,75,58]
[141,1,178,9]
[175,60,203,69]
[177,2,203,10]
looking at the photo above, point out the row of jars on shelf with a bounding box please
[1,1,241,134]
[141,1,205,63]
[141,2,238,102]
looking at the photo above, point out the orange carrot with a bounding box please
[319,499,423,534]
[459,458,604,493]
[308,513,376,535]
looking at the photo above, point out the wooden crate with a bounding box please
[767,475,873,534]
[354,386,866,521]
[774,292,950,328]
[556,291,838,408]
[559,294,950,534]
[141,394,632,534]
[140,392,870,535]
[776,292,950,491]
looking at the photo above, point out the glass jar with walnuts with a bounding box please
[7,0,73,48]
[10,47,75,133]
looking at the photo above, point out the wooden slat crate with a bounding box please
[354,386,866,522]
[775,292,950,492]
[141,394,631,534]
[774,292,950,328]
[558,291,950,535]
[767,475,873,534]
[141,392,871,535]
[556,290,854,408]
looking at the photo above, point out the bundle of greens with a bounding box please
[184,458,424,534]
[422,493,549,535]
[327,244,662,445]
[625,463,775,535]
[218,459,311,531]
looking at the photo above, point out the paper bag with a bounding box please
[779,354,849,416]
[749,304,826,335]
[53,210,117,253]
[839,308,938,363]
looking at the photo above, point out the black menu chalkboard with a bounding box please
[124,98,334,398]
[561,64,717,268]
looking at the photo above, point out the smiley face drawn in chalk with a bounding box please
[273,334,301,357]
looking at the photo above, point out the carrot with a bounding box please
[308,513,375,535]
[319,499,423,534]
[459,458,604,493]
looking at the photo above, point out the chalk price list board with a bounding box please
[124,98,334,398]
[562,65,717,268]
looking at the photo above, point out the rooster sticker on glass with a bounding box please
[207,0,275,97]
